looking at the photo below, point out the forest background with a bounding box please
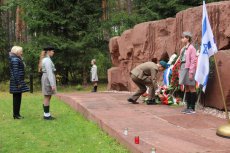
[0,0,221,88]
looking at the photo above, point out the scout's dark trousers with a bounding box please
[13,93,22,116]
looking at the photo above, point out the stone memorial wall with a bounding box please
[108,1,230,110]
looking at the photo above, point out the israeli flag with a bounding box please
[163,66,172,86]
[195,1,218,92]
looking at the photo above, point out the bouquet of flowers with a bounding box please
[142,55,183,105]
[155,85,181,105]
[170,59,181,89]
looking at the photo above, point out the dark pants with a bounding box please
[186,92,197,110]
[13,93,22,116]
[129,74,155,101]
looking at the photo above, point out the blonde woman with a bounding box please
[9,46,29,119]
[90,59,98,92]
[38,46,56,120]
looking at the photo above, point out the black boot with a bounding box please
[13,93,23,119]
[17,94,22,116]
[94,86,97,92]
[181,92,191,113]
[146,99,157,105]
[190,92,197,111]
[186,92,191,109]
[183,92,197,114]
[127,98,139,104]
[43,104,48,113]
[43,105,55,120]
[13,97,17,118]
[91,86,97,92]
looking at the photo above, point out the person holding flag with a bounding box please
[179,31,197,114]
[195,1,218,92]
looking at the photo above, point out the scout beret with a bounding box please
[182,31,192,38]
[159,60,169,69]
[43,46,55,51]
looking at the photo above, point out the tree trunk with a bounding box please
[16,6,21,42]
[82,65,88,86]
[16,6,26,42]
[6,6,16,48]
[62,67,69,85]
[118,0,121,10]
[102,0,107,20]
[127,0,132,15]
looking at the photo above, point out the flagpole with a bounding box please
[194,0,230,137]
[213,55,229,120]
[214,54,230,138]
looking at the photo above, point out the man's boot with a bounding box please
[146,99,157,105]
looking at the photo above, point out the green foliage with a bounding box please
[94,51,112,79]
[209,56,216,78]
[0,0,222,85]
[76,84,83,91]
[104,0,222,36]
[0,81,10,92]
[0,3,9,82]
[21,41,41,72]
[16,0,109,85]
[0,92,129,153]
[104,1,144,36]
[132,0,222,20]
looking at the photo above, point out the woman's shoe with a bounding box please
[43,116,55,120]
[13,115,24,119]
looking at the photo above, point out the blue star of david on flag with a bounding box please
[203,41,211,55]
[203,44,209,54]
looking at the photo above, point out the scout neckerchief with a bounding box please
[180,43,191,62]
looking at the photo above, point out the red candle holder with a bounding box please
[134,136,139,144]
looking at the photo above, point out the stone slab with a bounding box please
[56,92,230,153]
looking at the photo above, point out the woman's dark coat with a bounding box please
[9,53,29,93]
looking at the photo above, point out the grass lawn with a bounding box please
[0,91,129,153]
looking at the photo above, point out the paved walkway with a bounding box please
[56,92,230,153]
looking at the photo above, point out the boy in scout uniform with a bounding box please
[127,61,168,105]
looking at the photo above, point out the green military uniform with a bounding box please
[129,62,158,103]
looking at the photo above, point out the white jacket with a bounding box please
[42,56,56,87]
[91,64,98,82]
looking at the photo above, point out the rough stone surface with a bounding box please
[108,2,230,110]
[202,50,230,110]
[57,92,230,153]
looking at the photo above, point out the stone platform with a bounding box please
[56,92,230,153]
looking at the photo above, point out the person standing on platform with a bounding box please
[90,59,98,92]
[179,32,197,114]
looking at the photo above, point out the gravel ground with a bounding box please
[199,106,230,119]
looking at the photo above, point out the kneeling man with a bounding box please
[127,61,168,104]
